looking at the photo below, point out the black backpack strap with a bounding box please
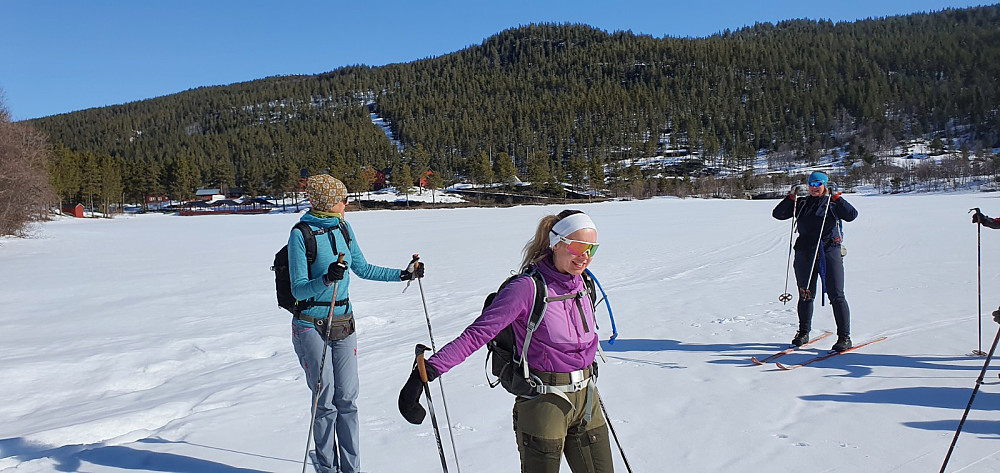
[580,272,607,364]
[318,220,351,258]
[291,222,322,313]
[292,222,319,266]
[583,272,597,310]
[339,220,352,250]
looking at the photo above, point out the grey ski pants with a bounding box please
[292,324,361,473]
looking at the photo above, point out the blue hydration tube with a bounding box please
[585,268,618,344]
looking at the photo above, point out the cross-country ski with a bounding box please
[751,331,833,365]
[775,336,889,370]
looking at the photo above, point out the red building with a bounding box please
[62,203,84,218]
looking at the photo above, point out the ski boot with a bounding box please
[791,330,810,347]
[832,335,852,352]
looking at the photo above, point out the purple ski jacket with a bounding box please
[427,255,599,376]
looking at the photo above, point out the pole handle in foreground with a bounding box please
[417,352,429,383]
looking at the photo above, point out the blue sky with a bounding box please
[0,0,990,120]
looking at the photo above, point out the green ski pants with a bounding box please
[512,386,614,473]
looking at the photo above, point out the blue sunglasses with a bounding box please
[808,181,825,187]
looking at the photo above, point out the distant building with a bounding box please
[145,195,168,207]
[195,188,224,201]
[418,170,433,187]
[62,203,84,218]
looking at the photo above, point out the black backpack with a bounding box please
[484,269,597,396]
[272,221,351,314]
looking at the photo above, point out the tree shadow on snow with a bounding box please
[0,437,272,472]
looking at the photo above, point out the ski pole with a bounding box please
[802,192,832,301]
[302,253,345,473]
[599,396,633,473]
[779,187,802,304]
[970,208,985,356]
[412,255,461,472]
[416,344,450,473]
[939,321,1000,473]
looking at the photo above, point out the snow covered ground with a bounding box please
[4,192,1000,472]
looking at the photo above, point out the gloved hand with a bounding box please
[398,356,438,424]
[324,260,347,285]
[400,261,425,281]
[788,184,803,200]
[828,184,842,201]
[992,306,1000,324]
[973,211,990,224]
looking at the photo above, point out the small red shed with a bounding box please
[62,203,85,218]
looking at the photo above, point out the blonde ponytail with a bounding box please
[520,215,560,272]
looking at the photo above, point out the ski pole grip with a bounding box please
[414,343,431,382]
[337,252,345,263]
[416,353,429,383]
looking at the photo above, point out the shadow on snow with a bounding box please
[0,437,279,472]
[603,338,990,376]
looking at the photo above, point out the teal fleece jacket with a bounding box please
[288,212,402,325]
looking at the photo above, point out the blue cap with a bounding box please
[808,171,828,186]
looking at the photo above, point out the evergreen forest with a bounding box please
[29,5,1000,208]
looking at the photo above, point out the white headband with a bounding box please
[549,213,597,248]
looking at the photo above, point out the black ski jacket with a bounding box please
[773,194,858,252]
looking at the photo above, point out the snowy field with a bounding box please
[4,192,1000,472]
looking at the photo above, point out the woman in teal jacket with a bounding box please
[290,174,423,473]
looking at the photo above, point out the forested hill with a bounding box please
[30,5,1000,201]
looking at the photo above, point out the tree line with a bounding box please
[19,5,1000,207]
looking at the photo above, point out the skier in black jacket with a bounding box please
[773,171,859,352]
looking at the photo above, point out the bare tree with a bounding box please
[0,95,56,236]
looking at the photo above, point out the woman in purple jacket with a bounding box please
[398,210,613,473]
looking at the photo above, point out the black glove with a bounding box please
[398,359,438,425]
[973,212,989,224]
[400,262,425,281]
[993,307,1000,324]
[325,261,347,284]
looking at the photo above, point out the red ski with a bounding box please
[751,332,833,365]
[775,336,888,370]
